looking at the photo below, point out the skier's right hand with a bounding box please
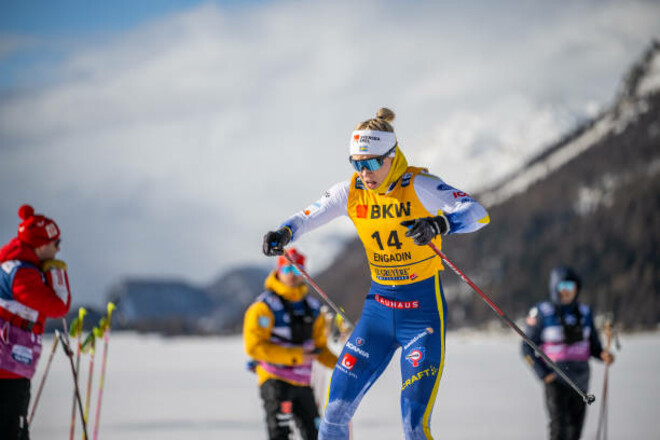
[262,227,292,256]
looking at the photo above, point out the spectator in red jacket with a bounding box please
[0,204,72,439]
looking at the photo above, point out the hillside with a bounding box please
[316,41,660,330]
[94,265,269,335]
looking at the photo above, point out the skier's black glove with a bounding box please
[400,215,449,246]
[262,227,292,256]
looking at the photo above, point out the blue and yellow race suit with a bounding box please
[279,148,489,440]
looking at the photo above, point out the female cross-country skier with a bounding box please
[262,107,490,440]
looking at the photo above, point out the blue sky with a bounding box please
[1,1,200,34]
[1,0,658,307]
[1,0,214,89]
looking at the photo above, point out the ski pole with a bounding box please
[93,302,116,440]
[58,326,90,440]
[596,321,614,440]
[282,251,355,328]
[69,308,87,440]
[28,329,60,425]
[427,243,596,405]
[81,327,98,440]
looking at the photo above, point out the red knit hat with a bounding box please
[277,248,306,270]
[17,204,60,248]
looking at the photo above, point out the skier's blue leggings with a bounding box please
[319,272,447,440]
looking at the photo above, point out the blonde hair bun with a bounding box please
[376,108,395,123]
[354,107,396,131]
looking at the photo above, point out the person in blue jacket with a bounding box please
[522,266,614,440]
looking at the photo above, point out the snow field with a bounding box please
[29,331,659,439]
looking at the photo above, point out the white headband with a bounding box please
[349,130,397,156]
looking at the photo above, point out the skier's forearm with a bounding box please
[280,181,349,241]
[413,174,490,234]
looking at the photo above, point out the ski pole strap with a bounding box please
[282,250,354,328]
[427,243,596,405]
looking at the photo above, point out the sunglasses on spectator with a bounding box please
[348,145,397,172]
[557,280,576,291]
[280,265,302,276]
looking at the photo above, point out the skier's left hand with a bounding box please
[401,215,449,246]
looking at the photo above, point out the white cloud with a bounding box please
[1,0,658,305]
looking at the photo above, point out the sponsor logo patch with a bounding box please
[401,364,439,391]
[46,223,58,238]
[451,190,474,202]
[280,401,293,414]
[405,347,426,367]
[404,328,434,350]
[375,294,419,309]
[370,202,411,219]
[1,260,20,274]
[355,135,381,143]
[340,353,357,370]
[346,341,370,358]
[303,202,322,216]
[372,251,412,263]
[11,345,33,365]
[374,268,411,281]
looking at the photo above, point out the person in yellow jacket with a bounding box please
[244,248,338,440]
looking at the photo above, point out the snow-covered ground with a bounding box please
[29,330,659,439]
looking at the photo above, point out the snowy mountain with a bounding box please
[480,39,660,207]
[203,265,271,333]
[107,279,215,334]
[316,40,660,330]
[94,265,270,335]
